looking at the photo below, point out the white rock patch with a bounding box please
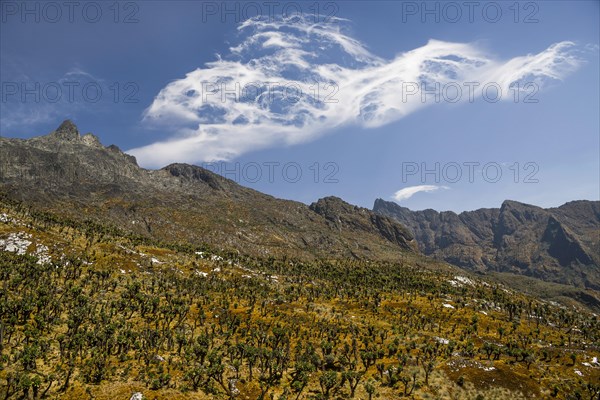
[195,270,208,277]
[34,244,51,264]
[448,275,475,287]
[0,233,51,264]
[435,337,450,345]
[0,232,31,255]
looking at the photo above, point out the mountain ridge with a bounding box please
[2,120,598,309]
[0,120,417,261]
[373,197,600,291]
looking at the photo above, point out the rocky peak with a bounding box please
[48,121,102,149]
[106,144,139,166]
[374,198,395,212]
[310,196,361,219]
[311,196,415,250]
[499,200,544,217]
[373,198,412,217]
[497,200,545,229]
[81,133,102,148]
[52,120,80,142]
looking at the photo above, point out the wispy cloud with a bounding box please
[393,185,449,201]
[129,16,583,167]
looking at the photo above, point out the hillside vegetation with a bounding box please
[1,199,599,400]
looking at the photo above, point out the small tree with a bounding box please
[569,353,577,366]
[319,371,338,398]
[364,379,376,400]
[341,370,363,398]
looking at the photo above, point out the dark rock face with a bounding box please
[542,216,593,267]
[309,197,415,251]
[53,119,80,141]
[162,163,232,192]
[373,198,600,290]
[0,121,417,261]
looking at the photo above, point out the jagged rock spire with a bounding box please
[53,120,80,141]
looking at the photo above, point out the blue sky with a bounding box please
[1,1,598,212]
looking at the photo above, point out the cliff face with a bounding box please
[374,198,600,290]
[309,196,416,252]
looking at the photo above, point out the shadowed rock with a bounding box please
[374,198,600,290]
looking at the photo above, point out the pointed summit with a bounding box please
[53,120,80,141]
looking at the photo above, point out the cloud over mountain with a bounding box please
[129,16,581,167]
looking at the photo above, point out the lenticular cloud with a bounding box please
[128,16,581,167]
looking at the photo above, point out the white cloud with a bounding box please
[128,16,583,167]
[392,185,449,201]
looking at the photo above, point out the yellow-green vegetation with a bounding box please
[0,201,599,400]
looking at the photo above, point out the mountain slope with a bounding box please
[373,198,600,291]
[0,120,416,261]
[2,197,598,400]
